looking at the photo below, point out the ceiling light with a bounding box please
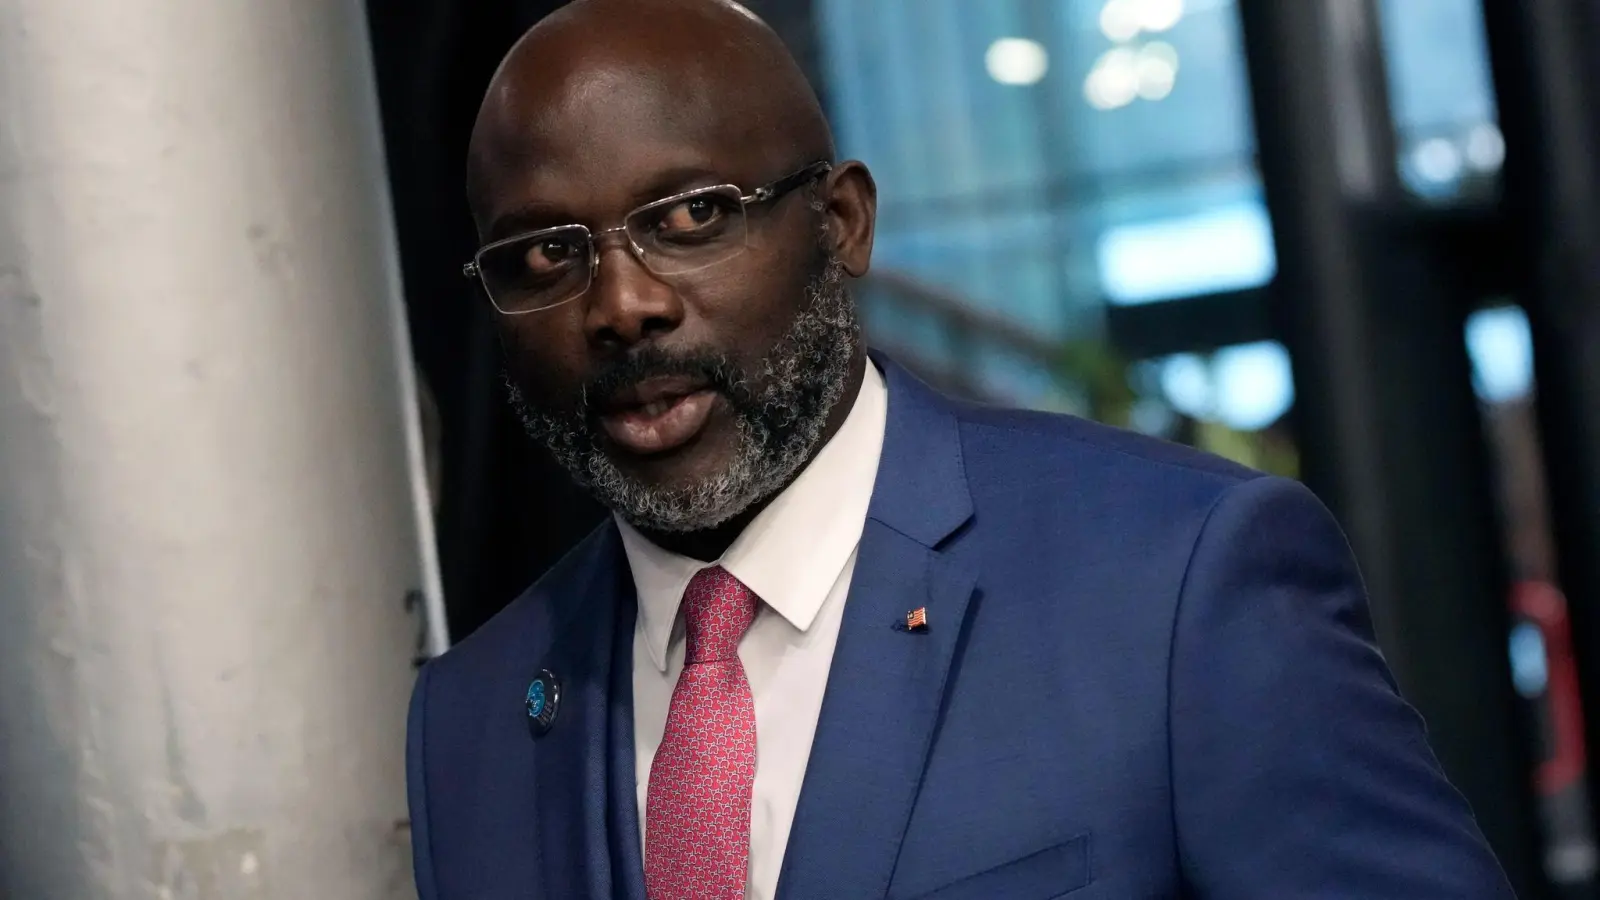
[1464,123,1506,171]
[1412,137,1463,184]
[986,37,1050,86]
[1085,47,1140,110]
[1137,0,1185,33]
[1099,0,1142,42]
[1136,41,1179,100]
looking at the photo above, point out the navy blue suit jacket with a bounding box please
[407,357,1514,898]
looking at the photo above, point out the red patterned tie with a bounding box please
[645,565,759,900]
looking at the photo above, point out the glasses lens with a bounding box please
[476,226,591,313]
[626,186,749,276]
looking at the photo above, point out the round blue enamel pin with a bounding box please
[525,669,561,738]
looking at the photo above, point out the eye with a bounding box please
[523,236,583,274]
[656,195,729,233]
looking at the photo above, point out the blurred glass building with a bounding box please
[818,0,1522,465]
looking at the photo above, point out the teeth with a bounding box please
[641,400,671,417]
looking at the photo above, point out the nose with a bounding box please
[582,230,684,350]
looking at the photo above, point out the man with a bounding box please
[406,1,1517,897]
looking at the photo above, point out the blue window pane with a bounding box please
[1466,306,1536,403]
[1378,0,1498,131]
[1510,622,1550,699]
[1098,200,1275,304]
[816,0,1274,405]
[1375,0,1503,200]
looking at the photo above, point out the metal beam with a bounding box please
[1105,289,1274,359]
[1235,1,1547,893]
[1480,0,1600,856]
[0,0,437,896]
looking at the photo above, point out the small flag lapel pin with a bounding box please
[906,607,929,632]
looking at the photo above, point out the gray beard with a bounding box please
[506,257,859,534]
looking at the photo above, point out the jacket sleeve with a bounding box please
[407,663,440,900]
[1170,475,1516,897]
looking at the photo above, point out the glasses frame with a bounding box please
[463,160,834,315]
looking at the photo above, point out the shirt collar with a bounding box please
[618,362,889,672]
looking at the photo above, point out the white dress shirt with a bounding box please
[617,361,888,900]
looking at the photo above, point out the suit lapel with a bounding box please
[526,526,632,900]
[776,358,978,900]
[608,576,648,900]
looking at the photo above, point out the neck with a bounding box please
[635,350,869,561]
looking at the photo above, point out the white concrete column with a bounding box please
[0,0,442,896]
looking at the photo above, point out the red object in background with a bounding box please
[1514,580,1588,796]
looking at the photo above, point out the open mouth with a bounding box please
[598,376,719,455]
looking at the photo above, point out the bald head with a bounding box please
[467,0,834,220]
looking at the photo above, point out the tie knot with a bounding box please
[681,565,758,664]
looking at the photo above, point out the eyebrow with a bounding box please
[626,165,728,207]
[485,203,569,243]
[484,165,734,242]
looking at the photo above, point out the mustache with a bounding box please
[579,345,754,415]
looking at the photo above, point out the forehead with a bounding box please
[471,61,787,233]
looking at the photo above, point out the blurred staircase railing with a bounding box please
[858,269,1062,405]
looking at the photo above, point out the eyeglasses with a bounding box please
[463,161,833,315]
